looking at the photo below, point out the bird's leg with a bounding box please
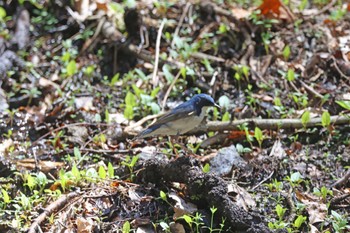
[168,135,179,158]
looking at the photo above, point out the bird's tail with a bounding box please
[135,124,160,139]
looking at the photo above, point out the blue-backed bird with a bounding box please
[138,94,219,138]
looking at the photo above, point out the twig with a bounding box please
[28,192,80,233]
[298,80,324,99]
[162,70,182,110]
[124,112,165,134]
[330,168,350,188]
[32,122,115,146]
[330,193,350,207]
[251,171,274,190]
[191,51,226,63]
[332,58,350,82]
[303,0,337,19]
[152,19,166,87]
[171,2,191,48]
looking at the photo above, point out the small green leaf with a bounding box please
[160,191,167,201]
[254,127,264,147]
[282,45,291,60]
[98,166,107,179]
[290,172,303,183]
[110,73,120,86]
[1,189,10,204]
[202,163,210,173]
[150,87,160,98]
[180,67,187,78]
[131,84,142,98]
[183,214,193,224]
[26,174,36,190]
[149,102,160,114]
[202,59,214,74]
[321,111,331,127]
[105,109,110,123]
[336,100,350,110]
[276,204,286,219]
[125,92,136,106]
[286,69,295,81]
[301,110,310,128]
[130,155,139,168]
[74,147,81,160]
[122,221,130,233]
[71,164,81,180]
[242,65,250,78]
[108,162,114,178]
[293,215,306,228]
[163,64,174,83]
[124,105,134,120]
[66,60,77,76]
[222,111,230,122]
[0,7,7,21]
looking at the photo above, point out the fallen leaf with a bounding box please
[168,191,197,219]
[295,190,327,224]
[228,183,256,211]
[269,140,286,159]
[258,0,281,16]
[76,217,94,233]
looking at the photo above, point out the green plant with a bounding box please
[122,220,131,233]
[254,127,264,148]
[234,64,250,82]
[159,190,172,207]
[292,215,307,230]
[301,110,310,128]
[180,213,205,232]
[329,210,349,233]
[336,100,350,110]
[20,87,42,105]
[321,111,331,128]
[202,163,210,173]
[282,45,291,60]
[235,143,252,154]
[121,155,139,181]
[268,204,288,230]
[284,172,304,188]
[313,186,333,201]
[265,179,283,192]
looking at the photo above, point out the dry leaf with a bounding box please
[258,0,281,16]
[168,192,197,219]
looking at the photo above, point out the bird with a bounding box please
[137,94,219,138]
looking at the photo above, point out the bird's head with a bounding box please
[191,94,220,113]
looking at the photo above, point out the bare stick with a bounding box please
[331,168,350,188]
[28,192,80,233]
[152,19,166,87]
[162,70,182,110]
[171,2,191,48]
[190,115,350,133]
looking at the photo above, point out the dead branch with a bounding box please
[190,115,350,134]
[28,192,80,233]
[331,168,350,188]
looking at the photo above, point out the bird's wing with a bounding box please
[151,103,196,126]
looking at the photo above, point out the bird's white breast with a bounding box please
[145,106,209,137]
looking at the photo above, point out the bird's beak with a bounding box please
[214,103,221,109]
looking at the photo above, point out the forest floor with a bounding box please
[1,0,350,232]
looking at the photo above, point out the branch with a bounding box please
[28,192,80,233]
[190,115,350,134]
